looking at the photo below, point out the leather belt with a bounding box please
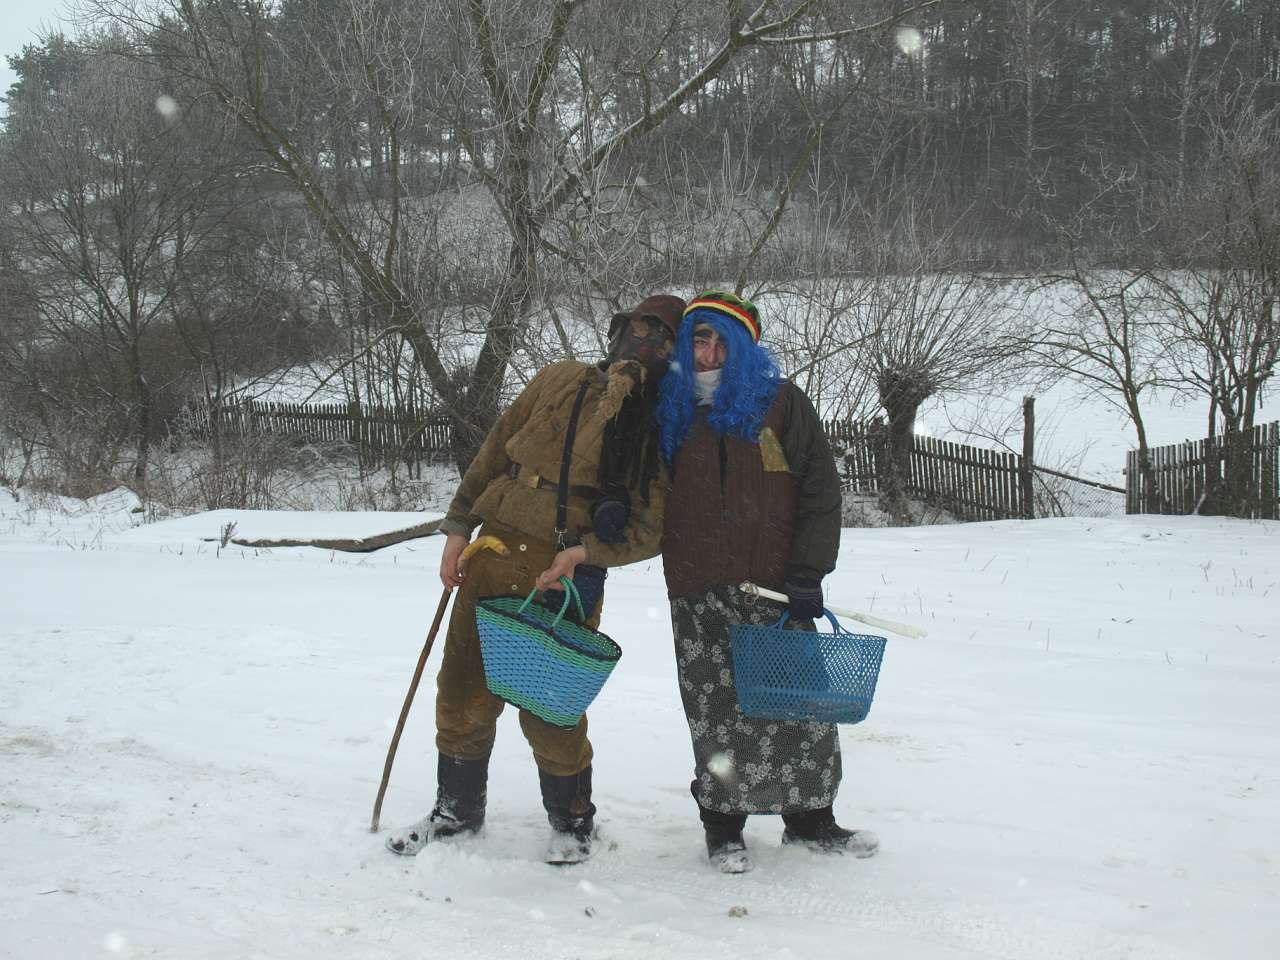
[507,462,600,501]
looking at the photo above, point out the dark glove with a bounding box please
[590,487,631,545]
[542,563,607,623]
[784,577,824,622]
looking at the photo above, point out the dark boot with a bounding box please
[385,753,489,856]
[698,802,752,874]
[781,805,879,858]
[539,765,596,865]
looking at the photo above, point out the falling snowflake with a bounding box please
[707,752,735,782]
[895,27,923,56]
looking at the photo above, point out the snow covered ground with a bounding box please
[2,490,1278,959]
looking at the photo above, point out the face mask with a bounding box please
[694,368,721,404]
[608,321,673,370]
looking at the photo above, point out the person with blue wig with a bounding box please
[657,290,877,874]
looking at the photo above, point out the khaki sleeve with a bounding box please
[579,462,668,568]
[779,384,842,581]
[440,367,550,537]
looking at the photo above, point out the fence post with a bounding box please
[1020,396,1035,519]
[349,399,364,469]
[1268,422,1279,521]
[868,417,887,499]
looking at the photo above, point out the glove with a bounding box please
[590,487,631,545]
[784,577,824,623]
[542,563,607,623]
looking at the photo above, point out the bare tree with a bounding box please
[0,35,241,488]
[1162,0,1235,195]
[1006,0,1063,194]
[1010,262,1179,507]
[1147,99,1280,514]
[96,0,944,471]
[0,223,48,489]
[808,190,1008,521]
[862,276,1007,519]
[418,0,947,466]
[748,174,881,423]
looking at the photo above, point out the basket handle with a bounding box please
[551,576,588,627]
[772,608,847,634]
[516,575,587,627]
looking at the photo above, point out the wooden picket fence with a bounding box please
[824,420,1031,521]
[1126,421,1280,519]
[178,398,1063,521]
[184,398,452,468]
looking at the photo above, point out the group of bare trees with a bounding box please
[0,0,1276,518]
[4,0,940,483]
[1004,98,1280,517]
[2,36,251,488]
[124,0,950,469]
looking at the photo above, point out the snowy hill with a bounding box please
[2,492,1277,959]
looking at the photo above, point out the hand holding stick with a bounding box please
[371,535,509,832]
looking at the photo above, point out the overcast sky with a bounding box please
[1,0,77,113]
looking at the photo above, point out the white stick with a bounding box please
[738,581,928,639]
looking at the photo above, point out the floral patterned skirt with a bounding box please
[670,584,841,815]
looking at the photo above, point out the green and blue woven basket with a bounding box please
[475,578,622,728]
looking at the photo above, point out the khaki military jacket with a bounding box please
[439,360,666,567]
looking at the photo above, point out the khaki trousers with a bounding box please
[434,522,598,777]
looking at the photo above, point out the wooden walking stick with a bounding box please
[370,535,509,832]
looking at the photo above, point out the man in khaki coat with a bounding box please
[386,294,683,864]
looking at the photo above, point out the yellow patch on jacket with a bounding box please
[758,427,790,472]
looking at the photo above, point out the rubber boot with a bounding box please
[781,805,879,858]
[699,808,752,874]
[539,765,596,865]
[386,753,489,856]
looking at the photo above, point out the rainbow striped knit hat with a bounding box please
[682,290,762,344]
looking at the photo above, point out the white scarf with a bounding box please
[693,368,722,405]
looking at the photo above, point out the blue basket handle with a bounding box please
[517,575,587,628]
[772,608,848,634]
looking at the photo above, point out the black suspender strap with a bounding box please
[555,380,592,550]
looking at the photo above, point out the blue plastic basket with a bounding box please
[730,609,886,724]
[475,577,622,728]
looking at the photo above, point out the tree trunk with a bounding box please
[450,219,539,472]
[1123,388,1160,511]
[878,405,917,524]
[877,369,929,524]
[130,337,151,490]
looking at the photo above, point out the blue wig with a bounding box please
[657,309,784,463]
